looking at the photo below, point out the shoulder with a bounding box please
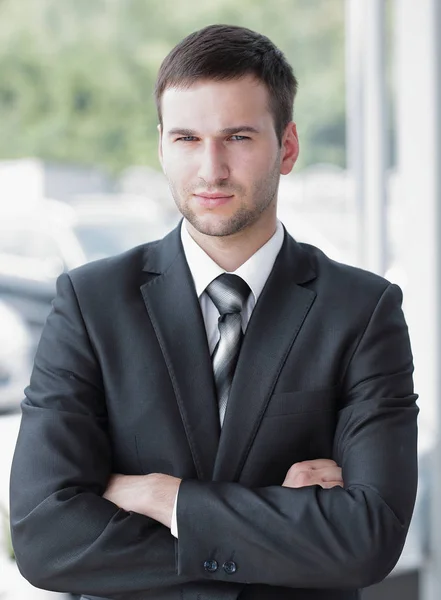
[296,241,402,309]
[301,241,392,290]
[63,240,160,294]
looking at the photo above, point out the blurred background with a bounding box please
[0,0,439,599]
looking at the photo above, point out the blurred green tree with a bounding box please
[0,0,345,174]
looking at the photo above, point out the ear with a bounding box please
[280,122,299,175]
[157,124,164,171]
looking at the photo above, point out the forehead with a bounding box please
[161,76,273,132]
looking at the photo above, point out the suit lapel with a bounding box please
[139,224,318,484]
[212,232,317,482]
[140,224,220,481]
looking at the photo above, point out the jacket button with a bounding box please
[203,560,218,573]
[223,561,237,574]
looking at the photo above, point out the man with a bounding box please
[10,24,418,600]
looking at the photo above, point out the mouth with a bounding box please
[193,193,234,208]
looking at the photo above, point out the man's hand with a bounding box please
[103,459,341,530]
[282,459,343,489]
[103,473,181,529]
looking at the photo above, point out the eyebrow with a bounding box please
[167,126,260,137]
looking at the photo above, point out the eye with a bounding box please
[176,136,198,142]
[229,135,249,141]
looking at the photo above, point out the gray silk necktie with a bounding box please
[205,273,251,427]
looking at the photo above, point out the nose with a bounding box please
[198,140,229,184]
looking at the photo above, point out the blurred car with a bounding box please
[0,197,178,353]
[0,197,174,275]
[0,299,32,413]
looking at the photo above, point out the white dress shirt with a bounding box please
[170,218,284,537]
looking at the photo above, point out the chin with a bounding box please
[190,213,252,238]
[191,219,231,237]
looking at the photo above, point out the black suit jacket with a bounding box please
[9,223,418,600]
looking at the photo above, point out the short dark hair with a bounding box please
[155,24,298,146]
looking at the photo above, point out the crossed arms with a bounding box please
[102,459,344,531]
[9,273,418,598]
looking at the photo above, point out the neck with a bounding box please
[185,217,278,272]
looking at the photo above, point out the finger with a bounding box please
[283,466,342,487]
[283,469,317,488]
[320,480,344,489]
[282,476,344,489]
[292,459,337,470]
[285,463,340,482]
[314,466,343,482]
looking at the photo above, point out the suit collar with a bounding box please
[180,219,285,304]
[142,219,317,285]
[141,222,183,275]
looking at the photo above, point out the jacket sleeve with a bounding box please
[175,283,419,590]
[9,273,193,598]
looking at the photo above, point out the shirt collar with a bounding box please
[180,219,284,303]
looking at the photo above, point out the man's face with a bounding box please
[159,75,298,237]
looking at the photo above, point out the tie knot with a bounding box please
[205,273,251,316]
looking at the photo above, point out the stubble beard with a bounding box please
[167,154,281,238]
